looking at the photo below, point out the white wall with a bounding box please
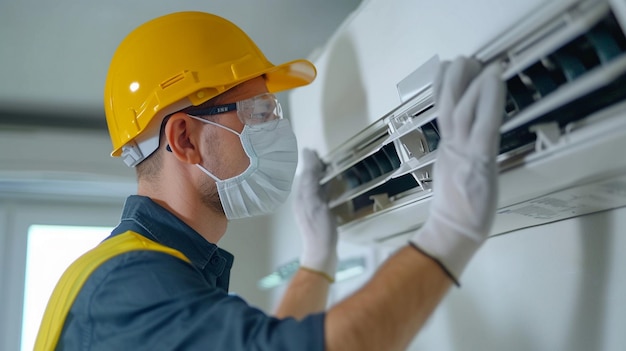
[278,0,626,349]
[220,216,273,310]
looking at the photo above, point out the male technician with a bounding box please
[56,12,504,350]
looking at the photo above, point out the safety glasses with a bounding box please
[186,93,283,130]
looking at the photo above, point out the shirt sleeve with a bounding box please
[59,251,326,351]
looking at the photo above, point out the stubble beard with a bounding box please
[198,125,227,217]
[199,177,225,216]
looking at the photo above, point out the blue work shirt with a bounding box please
[58,195,325,350]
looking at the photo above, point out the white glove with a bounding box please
[294,148,338,281]
[410,57,506,284]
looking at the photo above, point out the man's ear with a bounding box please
[164,113,203,164]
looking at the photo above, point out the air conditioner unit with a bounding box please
[321,0,626,246]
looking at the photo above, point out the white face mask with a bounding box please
[191,117,298,220]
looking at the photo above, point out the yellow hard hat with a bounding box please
[104,11,317,166]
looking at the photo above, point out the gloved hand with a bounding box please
[410,57,506,285]
[294,148,338,282]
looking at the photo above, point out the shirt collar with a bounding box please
[112,195,234,288]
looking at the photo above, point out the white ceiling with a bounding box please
[0,0,361,128]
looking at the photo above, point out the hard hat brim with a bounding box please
[263,59,317,94]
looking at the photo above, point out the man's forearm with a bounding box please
[325,246,452,351]
[274,268,331,319]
